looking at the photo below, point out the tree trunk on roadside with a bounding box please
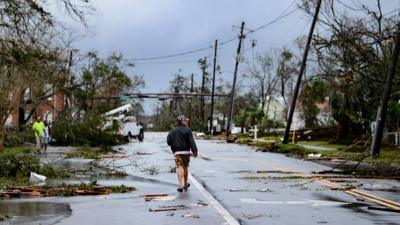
[0,126,5,150]
[0,116,7,150]
[336,116,350,142]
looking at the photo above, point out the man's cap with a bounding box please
[177,115,188,121]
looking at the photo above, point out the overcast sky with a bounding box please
[72,0,399,114]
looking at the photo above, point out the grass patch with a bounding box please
[297,141,347,149]
[0,177,29,190]
[1,146,37,155]
[65,146,116,159]
[236,137,252,144]
[205,134,226,140]
[364,148,400,164]
[261,135,281,142]
[254,142,275,148]
[108,184,136,193]
[328,148,400,165]
[258,143,337,157]
[102,170,127,177]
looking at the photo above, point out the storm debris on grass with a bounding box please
[0,183,135,198]
[240,176,304,181]
[102,170,128,178]
[246,139,400,176]
[65,146,120,160]
[256,170,296,174]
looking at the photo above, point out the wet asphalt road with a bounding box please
[1,132,400,225]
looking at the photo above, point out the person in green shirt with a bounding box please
[32,116,45,154]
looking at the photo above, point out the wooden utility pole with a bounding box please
[227,21,245,136]
[283,0,322,143]
[210,39,218,134]
[371,23,400,156]
[65,50,74,110]
[200,57,207,132]
[188,73,194,127]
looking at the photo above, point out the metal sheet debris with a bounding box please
[182,213,200,218]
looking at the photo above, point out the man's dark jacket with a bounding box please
[167,124,198,155]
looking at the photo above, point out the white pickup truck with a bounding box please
[122,120,144,142]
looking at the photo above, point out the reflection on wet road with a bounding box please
[0,201,71,225]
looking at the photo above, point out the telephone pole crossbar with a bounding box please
[92,93,229,100]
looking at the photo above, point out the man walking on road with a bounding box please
[167,115,198,192]
[32,116,45,154]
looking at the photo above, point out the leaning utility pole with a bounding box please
[210,39,218,134]
[200,57,207,132]
[371,23,400,156]
[188,73,194,127]
[227,21,245,136]
[283,0,322,143]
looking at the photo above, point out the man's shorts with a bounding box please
[174,154,190,167]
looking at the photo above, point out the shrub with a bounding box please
[4,129,35,147]
[51,114,126,147]
[0,147,40,177]
[0,147,69,179]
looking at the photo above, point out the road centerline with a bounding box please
[189,173,241,225]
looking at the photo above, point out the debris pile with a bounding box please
[0,184,134,198]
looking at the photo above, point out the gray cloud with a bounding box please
[73,0,399,113]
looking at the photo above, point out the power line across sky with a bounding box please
[129,0,301,62]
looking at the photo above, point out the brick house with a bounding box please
[7,86,64,127]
